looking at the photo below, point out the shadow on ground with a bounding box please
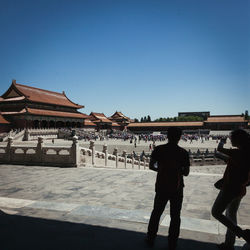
[0,210,243,250]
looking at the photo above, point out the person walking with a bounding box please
[145,127,190,250]
[212,129,250,250]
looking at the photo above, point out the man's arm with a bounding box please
[217,138,231,156]
[149,147,158,172]
[182,152,190,176]
[149,157,158,172]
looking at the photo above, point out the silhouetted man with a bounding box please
[146,127,190,250]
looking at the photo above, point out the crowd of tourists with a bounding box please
[58,128,230,145]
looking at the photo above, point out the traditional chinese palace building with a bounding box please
[109,111,131,130]
[0,80,87,129]
[88,112,120,130]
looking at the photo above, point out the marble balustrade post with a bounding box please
[143,156,146,169]
[6,137,13,162]
[113,147,118,168]
[202,154,205,166]
[37,137,44,163]
[72,136,79,167]
[103,144,108,166]
[89,141,95,166]
[122,150,127,169]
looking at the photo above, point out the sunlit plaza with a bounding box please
[0,135,250,249]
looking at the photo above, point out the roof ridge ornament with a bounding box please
[12,79,16,85]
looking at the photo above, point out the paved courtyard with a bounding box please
[0,164,249,250]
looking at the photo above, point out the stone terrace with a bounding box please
[0,164,249,250]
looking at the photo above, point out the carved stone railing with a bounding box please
[0,137,79,167]
[188,149,224,166]
[0,138,150,169]
[79,141,150,169]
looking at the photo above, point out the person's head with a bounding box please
[167,127,182,143]
[230,129,250,149]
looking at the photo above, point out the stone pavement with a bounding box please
[0,164,249,250]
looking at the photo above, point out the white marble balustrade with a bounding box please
[0,138,150,169]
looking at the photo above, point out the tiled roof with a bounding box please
[111,122,120,127]
[2,108,87,119]
[1,81,83,108]
[83,119,96,126]
[1,96,26,102]
[0,114,10,124]
[111,111,129,120]
[1,109,26,115]
[89,112,112,123]
[26,108,87,119]
[205,116,246,123]
[127,121,204,127]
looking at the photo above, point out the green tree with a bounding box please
[154,115,203,122]
[245,110,249,120]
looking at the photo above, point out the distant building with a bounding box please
[109,111,131,130]
[127,121,204,133]
[127,115,249,133]
[204,115,247,130]
[82,119,97,130]
[88,112,114,130]
[0,80,87,129]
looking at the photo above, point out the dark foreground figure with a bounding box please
[146,127,190,250]
[212,129,250,250]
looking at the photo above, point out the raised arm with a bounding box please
[217,138,231,156]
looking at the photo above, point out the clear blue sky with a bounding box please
[0,0,249,120]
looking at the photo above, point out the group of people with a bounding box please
[60,127,231,147]
[145,127,250,250]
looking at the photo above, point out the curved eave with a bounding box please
[1,80,28,99]
[0,96,26,102]
[0,114,10,124]
[62,91,84,109]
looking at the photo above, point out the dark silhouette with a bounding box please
[145,127,190,250]
[211,129,250,250]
